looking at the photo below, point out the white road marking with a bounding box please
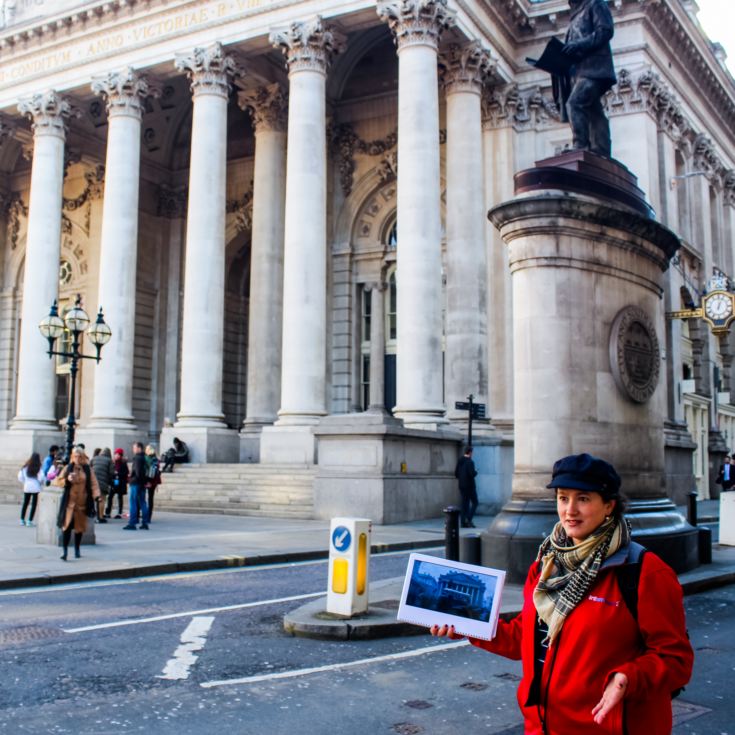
[200,639,469,688]
[63,592,324,633]
[158,616,215,680]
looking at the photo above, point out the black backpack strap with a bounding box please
[616,542,647,621]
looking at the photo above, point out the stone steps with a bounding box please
[0,461,317,519]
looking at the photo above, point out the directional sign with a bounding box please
[455,401,471,411]
[472,403,487,419]
[332,525,352,553]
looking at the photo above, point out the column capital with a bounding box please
[238,83,288,133]
[269,16,342,74]
[91,68,162,119]
[17,91,78,139]
[377,0,455,51]
[175,42,240,99]
[363,281,387,293]
[441,41,494,96]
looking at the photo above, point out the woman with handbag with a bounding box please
[53,447,101,561]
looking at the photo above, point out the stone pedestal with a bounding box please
[0,429,63,461]
[313,413,462,524]
[483,151,698,581]
[36,487,95,546]
[664,420,698,505]
[260,424,318,465]
[159,426,238,464]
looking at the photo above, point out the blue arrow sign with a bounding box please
[332,525,352,552]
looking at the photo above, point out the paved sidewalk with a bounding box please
[1,500,728,592]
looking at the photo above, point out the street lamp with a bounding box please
[39,294,112,462]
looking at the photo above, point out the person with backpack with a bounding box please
[432,453,693,735]
[52,447,101,561]
[18,452,45,526]
[143,444,162,523]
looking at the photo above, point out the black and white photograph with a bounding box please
[398,553,506,640]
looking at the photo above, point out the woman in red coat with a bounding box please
[433,453,693,735]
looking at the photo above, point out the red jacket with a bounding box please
[470,547,693,735]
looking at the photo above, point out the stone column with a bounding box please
[163,43,239,463]
[442,41,491,427]
[80,69,158,450]
[237,84,287,462]
[366,282,387,413]
[260,17,339,464]
[4,92,73,457]
[378,0,454,429]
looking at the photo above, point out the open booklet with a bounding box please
[397,553,506,641]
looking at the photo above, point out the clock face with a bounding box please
[705,293,733,321]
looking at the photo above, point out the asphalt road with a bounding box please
[0,549,732,735]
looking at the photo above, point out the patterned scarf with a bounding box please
[533,516,629,645]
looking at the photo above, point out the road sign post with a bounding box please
[454,394,487,447]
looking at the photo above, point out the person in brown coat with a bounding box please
[53,447,101,561]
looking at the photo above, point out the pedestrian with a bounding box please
[90,447,113,524]
[123,441,149,530]
[454,446,478,528]
[144,444,161,523]
[432,453,693,734]
[716,454,734,492]
[53,447,101,561]
[161,437,189,472]
[18,452,44,527]
[106,448,128,519]
[41,444,59,485]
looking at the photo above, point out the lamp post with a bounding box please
[38,294,112,462]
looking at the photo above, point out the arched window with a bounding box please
[386,221,397,249]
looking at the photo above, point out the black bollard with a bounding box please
[687,491,698,527]
[443,506,461,562]
[698,526,712,564]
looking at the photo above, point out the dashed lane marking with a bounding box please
[158,616,215,680]
[62,592,323,633]
[200,640,469,688]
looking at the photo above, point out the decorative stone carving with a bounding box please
[156,184,188,218]
[481,84,559,129]
[0,114,12,146]
[693,133,724,183]
[91,68,161,119]
[724,170,735,208]
[17,91,77,137]
[609,305,661,404]
[5,193,27,249]
[175,42,240,99]
[227,186,254,234]
[330,124,397,196]
[481,83,520,128]
[440,41,495,95]
[63,165,105,211]
[377,0,456,50]
[270,16,341,73]
[237,83,288,133]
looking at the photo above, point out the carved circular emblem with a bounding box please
[609,306,660,404]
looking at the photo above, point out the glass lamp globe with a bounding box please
[87,308,112,347]
[38,301,65,340]
[64,295,90,333]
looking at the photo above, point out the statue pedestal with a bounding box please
[484,153,698,581]
[36,487,96,546]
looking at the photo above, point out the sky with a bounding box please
[695,0,735,75]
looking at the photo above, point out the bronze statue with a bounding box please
[560,0,617,157]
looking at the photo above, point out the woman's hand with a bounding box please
[429,624,464,640]
[591,672,628,725]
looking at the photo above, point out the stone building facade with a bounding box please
[0,0,733,513]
